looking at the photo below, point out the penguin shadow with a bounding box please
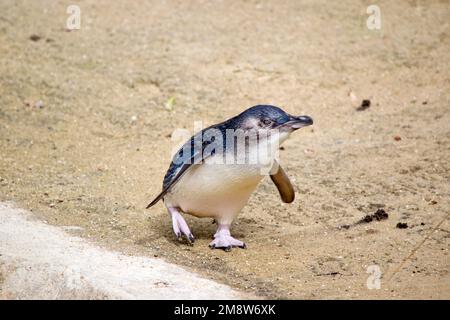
[141,211,251,247]
[186,216,251,242]
[140,212,212,245]
[187,217,215,239]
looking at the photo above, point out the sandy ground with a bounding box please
[0,0,449,299]
[0,202,246,299]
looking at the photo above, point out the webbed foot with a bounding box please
[209,225,246,251]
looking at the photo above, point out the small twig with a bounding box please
[315,272,340,276]
[387,212,449,282]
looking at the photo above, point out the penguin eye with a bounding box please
[261,119,272,126]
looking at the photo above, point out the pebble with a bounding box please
[29,34,41,41]
[34,100,44,108]
[396,222,408,229]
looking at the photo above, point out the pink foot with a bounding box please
[209,224,246,251]
[167,207,195,244]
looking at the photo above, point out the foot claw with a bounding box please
[188,233,195,243]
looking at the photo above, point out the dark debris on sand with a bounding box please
[357,209,389,224]
[339,209,389,230]
[356,99,371,111]
[396,222,408,229]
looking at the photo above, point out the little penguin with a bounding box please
[147,105,313,251]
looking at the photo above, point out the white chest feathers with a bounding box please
[165,160,263,219]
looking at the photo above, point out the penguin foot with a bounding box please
[168,207,194,245]
[209,228,246,251]
[209,236,246,251]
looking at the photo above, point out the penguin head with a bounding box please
[235,105,313,133]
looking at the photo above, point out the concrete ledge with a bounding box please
[0,202,246,300]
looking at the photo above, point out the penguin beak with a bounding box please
[281,115,313,130]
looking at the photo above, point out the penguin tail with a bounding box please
[146,191,165,209]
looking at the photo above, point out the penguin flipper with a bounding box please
[270,160,295,203]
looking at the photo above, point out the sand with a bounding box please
[0,0,449,299]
